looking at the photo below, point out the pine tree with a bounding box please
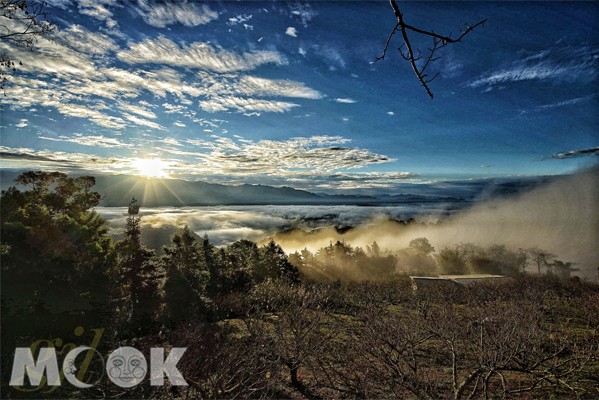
[113,198,162,336]
[162,226,210,326]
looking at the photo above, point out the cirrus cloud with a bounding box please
[469,45,599,90]
[135,0,219,28]
[117,36,287,73]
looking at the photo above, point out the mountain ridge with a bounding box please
[0,170,465,206]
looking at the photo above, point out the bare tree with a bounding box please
[377,0,486,98]
[525,247,555,276]
[171,323,278,399]
[0,0,54,89]
[265,285,331,399]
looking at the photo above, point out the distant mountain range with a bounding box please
[0,170,466,206]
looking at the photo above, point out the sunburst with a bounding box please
[131,158,170,178]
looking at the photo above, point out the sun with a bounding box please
[132,158,169,178]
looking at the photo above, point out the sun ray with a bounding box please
[132,158,170,178]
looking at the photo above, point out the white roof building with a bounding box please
[409,274,509,290]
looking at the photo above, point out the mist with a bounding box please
[96,166,599,279]
[266,166,599,279]
[96,203,461,248]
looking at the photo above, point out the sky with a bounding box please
[0,0,598,194]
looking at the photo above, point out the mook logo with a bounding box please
[9,327,187,391]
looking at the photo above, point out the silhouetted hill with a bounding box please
[5,169,553,206]
[0,170,382,206]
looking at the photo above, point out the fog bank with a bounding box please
[97,166,599,279]
[267,167,599,279]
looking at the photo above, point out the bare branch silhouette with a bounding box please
[0,0,55,91]
[377,0,486,98]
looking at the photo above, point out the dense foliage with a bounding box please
[1,172,597,399]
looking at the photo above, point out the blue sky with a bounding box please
[0,0,598,193]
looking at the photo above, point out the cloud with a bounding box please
[119,102,157,119]
[0,18,100,77]
[76,0,118,29]
[228,14,252,26]
[96,203,444,247]
[469,45,599,89]
[2,76,129,129]
[39,133,133,148]
[199,96,299,114]
[56,24,118,55]
[44,0,75,10]
[531,95,596,113]
[194,73,322,114]
[117,36,287,72]
[548,147,599,160]
[135,0,218,28]
[88,168,599,279]
[182,135,392,176]
[1,11,321,129]
[334,98,356,104]
[267,167,599,280]
[285,171,418,190]
[290,3,316,27]
[162,103,186,114]
[285,27,298,37]
[0,132,406,191]
[122,113,164,130]
[312,44,346,69]
[229,75,322,99]
[0,146,128,173]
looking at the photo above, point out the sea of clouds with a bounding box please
[96,166,599,279]
[97,202,461,246]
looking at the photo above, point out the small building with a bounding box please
[409,276,460,291]
[409,274,508,290]
[438,274,509,286]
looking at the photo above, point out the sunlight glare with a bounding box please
[132,158,169,178]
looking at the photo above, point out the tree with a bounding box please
[463,244,526,276]
[113,198,162,336]
[162,226,210,327]
[0,171,112,352]
[409,237,434,256]
[525,247,555,276]
[377,0,486,98]
[222,239,259,292]
[0,0,54,90]
[436,247,467,274]
[261,285,331,398]
[551,259,579,279]
[366,241,381,257]
[258,240,300,284]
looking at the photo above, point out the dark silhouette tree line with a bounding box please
[287,237,569,281]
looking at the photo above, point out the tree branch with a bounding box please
[376,0,486,99]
